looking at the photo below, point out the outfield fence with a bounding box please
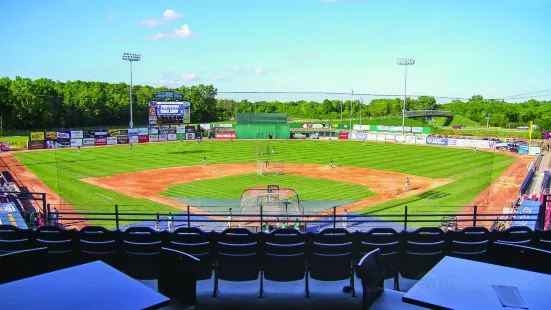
[44,201,549,232]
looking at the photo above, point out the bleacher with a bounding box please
[0,224,549,309]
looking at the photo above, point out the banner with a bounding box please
[148,105,157,116]
[45,132,57,140]
[159,128,169,135]
[70,139,83,147]
[176,126,186,134]
[302,124,332,129]
[30,132,45,140]
[54,139,71,148]
[185,128,195,134]
[95,130,107,137]
[213,124,233,128]
[167,133,177,141]
[149,116,157,125]
[352,125,370,131]
[376,134,385,141]
[0,142,9,152]
[138,128,149,135]
[28,141,45,150]
[106,137,118,145]
[129,135,139,144]
[158,135,168,142]
[367,134,377,141]
[349,132,367,141]
[83,130,95,138]
[94,137,107,146]
[385,135,396,142]
[395,135,406,142]
[376,125,411,133]
[70,131,83,139]
[200,124,211,130]
[83,138,95,146]
[57,131,71,139]
[108,129,128,137]
[529,146,541,156]
[519,144,529,155]
[176,133,186,140]
[156,103,187,115]
[128,129,139,136]
[117,136,129,144]
[448,139,495,149]
[216,131,236,140]
[427,137,448,145]
[412,127,423,133]
[405,136,416,144]
[186,132,196,140]
[138,135,149,143]
[148,128,159,135]
[415,137,427,144]
[149,135,159,142]
[338,132,349,140]
[167,128,177,134]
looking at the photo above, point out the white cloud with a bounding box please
[140,19,164,27]
[181,73,198,80]
[162,10,182,21]
[87,73,93,77]
[147,24,195,40]
[232,66,266,74]
[212,76,229,81]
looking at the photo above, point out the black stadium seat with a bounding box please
[121,227,164,280]
[78,226,120,268]
[166,227,214,281]
[446,226,490,262]
[0,225,34,254]
[400,227,446,280]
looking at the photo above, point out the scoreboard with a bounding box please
[148,91,191,125]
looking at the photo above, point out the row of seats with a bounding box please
[2,225,550,290]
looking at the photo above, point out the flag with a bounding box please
[529,121,533,144]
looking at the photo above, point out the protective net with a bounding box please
[239,185,303,231]
[256,160,284,176]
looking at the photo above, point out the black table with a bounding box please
[0,261,169,310]
[403,256,551,310]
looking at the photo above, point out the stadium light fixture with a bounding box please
[122,53,142,128]
[397,57,415,135]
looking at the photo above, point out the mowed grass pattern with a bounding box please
[13,140,514,227]
[161,173,375,201]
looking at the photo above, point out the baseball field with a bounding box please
[6,139,527,228]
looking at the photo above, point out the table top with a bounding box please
[0,261,169,310]
[403,256,551,310]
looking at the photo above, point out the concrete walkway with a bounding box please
[527,152,551,198]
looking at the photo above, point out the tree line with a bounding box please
[1,77,549,131]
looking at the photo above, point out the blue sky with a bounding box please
[1,0,550,102]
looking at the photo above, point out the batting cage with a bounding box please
[256,160,284,176]
[238,185,303,232]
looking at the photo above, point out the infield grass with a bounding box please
[13,140,515,227]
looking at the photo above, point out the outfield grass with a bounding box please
[161,173,375,201]
[432,115,482,128]
[434,127,534,138]
[13,140,514,227]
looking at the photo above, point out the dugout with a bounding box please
[236,124,291,139]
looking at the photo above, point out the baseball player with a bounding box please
[129,143,133,149]
[203,156,207,165]
[404,177,410,191]
[472,147,477,153]
[77,145,81,152]
[227,208,233,228]
[330,158,333,168]
[272,146,275,155]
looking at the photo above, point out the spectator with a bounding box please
[167,212,174,232]
[227,208,232,227]
[52,207,59,226]
[342,209,348,228]
[154,220,160,231]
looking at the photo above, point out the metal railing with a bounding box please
[47,204,546,232]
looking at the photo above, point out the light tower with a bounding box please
[397,57,415,135]
[122,53,141,128]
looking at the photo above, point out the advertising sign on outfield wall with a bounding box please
[415,137,427,144]
[338,132,349,140]
[138,135,149,143]
[83,130,94,138]
[129,136,139,144]
[106,137,117,145]
[148,128,159,135]
[57,131,71,139]
[216,131,236,140]
[385,135,396,142]
[405,136,416,144]
[94,138,107,146]
[128,129,139,136]
[50,139,70,148]
[70,139,83,147]
[448,139,495,149]
[176,133,186,140]
[117,136,129,144]
[95,130,108,137]
[529,146,541,156]
[427,137,448,145]
[30,132,45,140]
[200,124,211,130]
[353,125,370,131]
[349,132,367,141]
[412,127,423,133]
[45,132,57,140]
[176,126,186,134]
[149,116,157,125]
[0,142,9,151]
[138,128,149,135]
[29,141,45,150]
[213,124,233,128]
[376,125,411,133]
[167,134,177,141]
[167,128,176,134]
[186,133,196,140]
[158,135,168,142]
[395,135,406,142]
[70,131,83,139]
[83,138,95,146]
[376,134,385,141]
[302,124,332,129]
[366,133,376,141]
[149,135,159,142]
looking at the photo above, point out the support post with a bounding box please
[403,206,408,231]
[473,205,477,227]
[260,203,263,231]
[46,204,51,226]
[115,204,119,230]
[187,205,191,228]
[42,194,47,219]
[333,206,337,229]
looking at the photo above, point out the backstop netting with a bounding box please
[239,185,303,231]
[256,160,284,176]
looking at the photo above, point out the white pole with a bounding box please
[350,89,353,129]
[402,65,407,135]
[129,61,133,128]
[360,98,362,127]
